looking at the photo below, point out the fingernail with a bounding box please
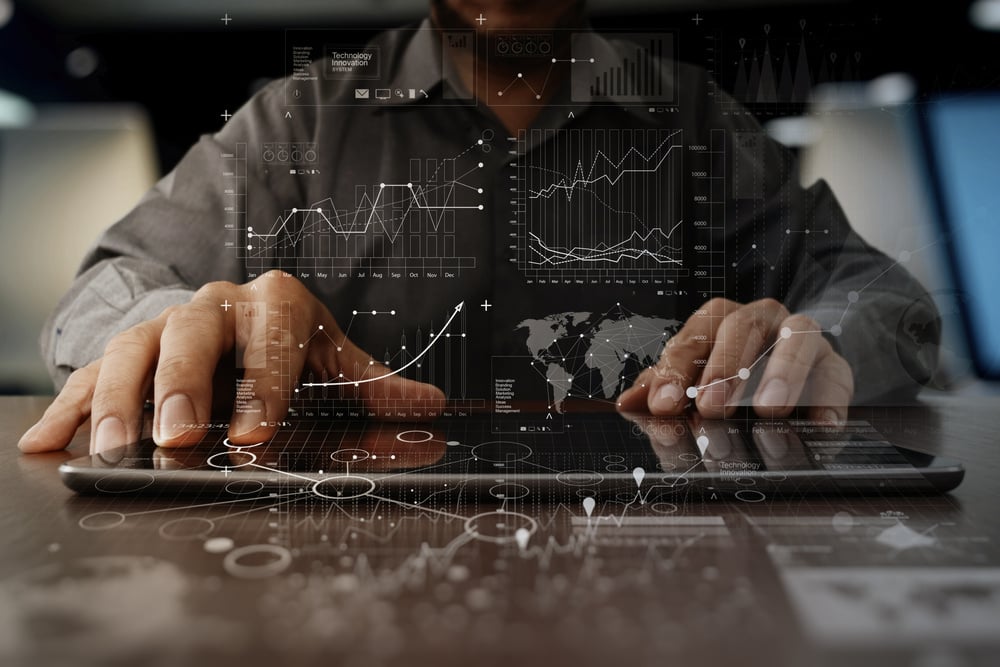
[821,408,844,427]
[231,399,266,437]
[700,382,730,410]
[758,379,789,408]
[652,383,683,410]
[94,416,127,454]
[156,394,195,441]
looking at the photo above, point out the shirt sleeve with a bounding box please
[41,82,301,390]
[687,64,940,403]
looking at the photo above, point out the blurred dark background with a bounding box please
[3,0,997,173]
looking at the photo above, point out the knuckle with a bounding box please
[663,334,708,360]
[103,327,155,357]
[90,377,134,411]
[154,356,199,386]
[783,313,819,332]
[702,297,734,315]
[194,280,235,301]
[758,297,784,313]
[155,304,182,324]
[164,302,217,332]
[64,365,96,391]
[720,307,751,333]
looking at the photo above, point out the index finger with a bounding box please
[618,298,739,416]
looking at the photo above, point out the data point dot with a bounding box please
[738,368,751,380]
[686,386,698,399]
[780,326,792,339]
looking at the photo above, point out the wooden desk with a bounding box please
[1,395,998,667]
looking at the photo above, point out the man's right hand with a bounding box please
[18,271,445,454]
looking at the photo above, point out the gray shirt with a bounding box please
[42,20,939,405]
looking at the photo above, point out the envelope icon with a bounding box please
[354,88,370,99]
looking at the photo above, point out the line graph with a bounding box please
[515,128,685,280]
[289,300,482,418]
[298,301,464,388]
[492,56,595,103]
[231,139,488,279]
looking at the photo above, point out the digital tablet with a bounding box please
[59,412,965,499]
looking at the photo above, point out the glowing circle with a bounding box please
[94,473,155,493]
[225,480,265,495]
[311,475,376,500]
[159,517,215,541]
[488,483,530,500]
[207,451,256,469]
[555,470,604,486]
[735,489,766,503]
[223,544,292,579]
[396,430,434,443]
[222,437,265,449]
[330,448,370,463]
[650,502,679,515]
[471,441,532,463]
[78,512,126,531]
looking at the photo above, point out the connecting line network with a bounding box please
[661,241,939,399]
[246,139,487,251]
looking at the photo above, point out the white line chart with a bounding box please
[250,183,484,249]
[298,301,465,389]
[226,137,489,276]
[516,128,686,278]
[493,56,595,102]
[526,224,684,268]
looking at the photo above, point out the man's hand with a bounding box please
[616,298,853,423]
[18,271,444,454]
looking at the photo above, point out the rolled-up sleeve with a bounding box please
[41,82,300,389]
